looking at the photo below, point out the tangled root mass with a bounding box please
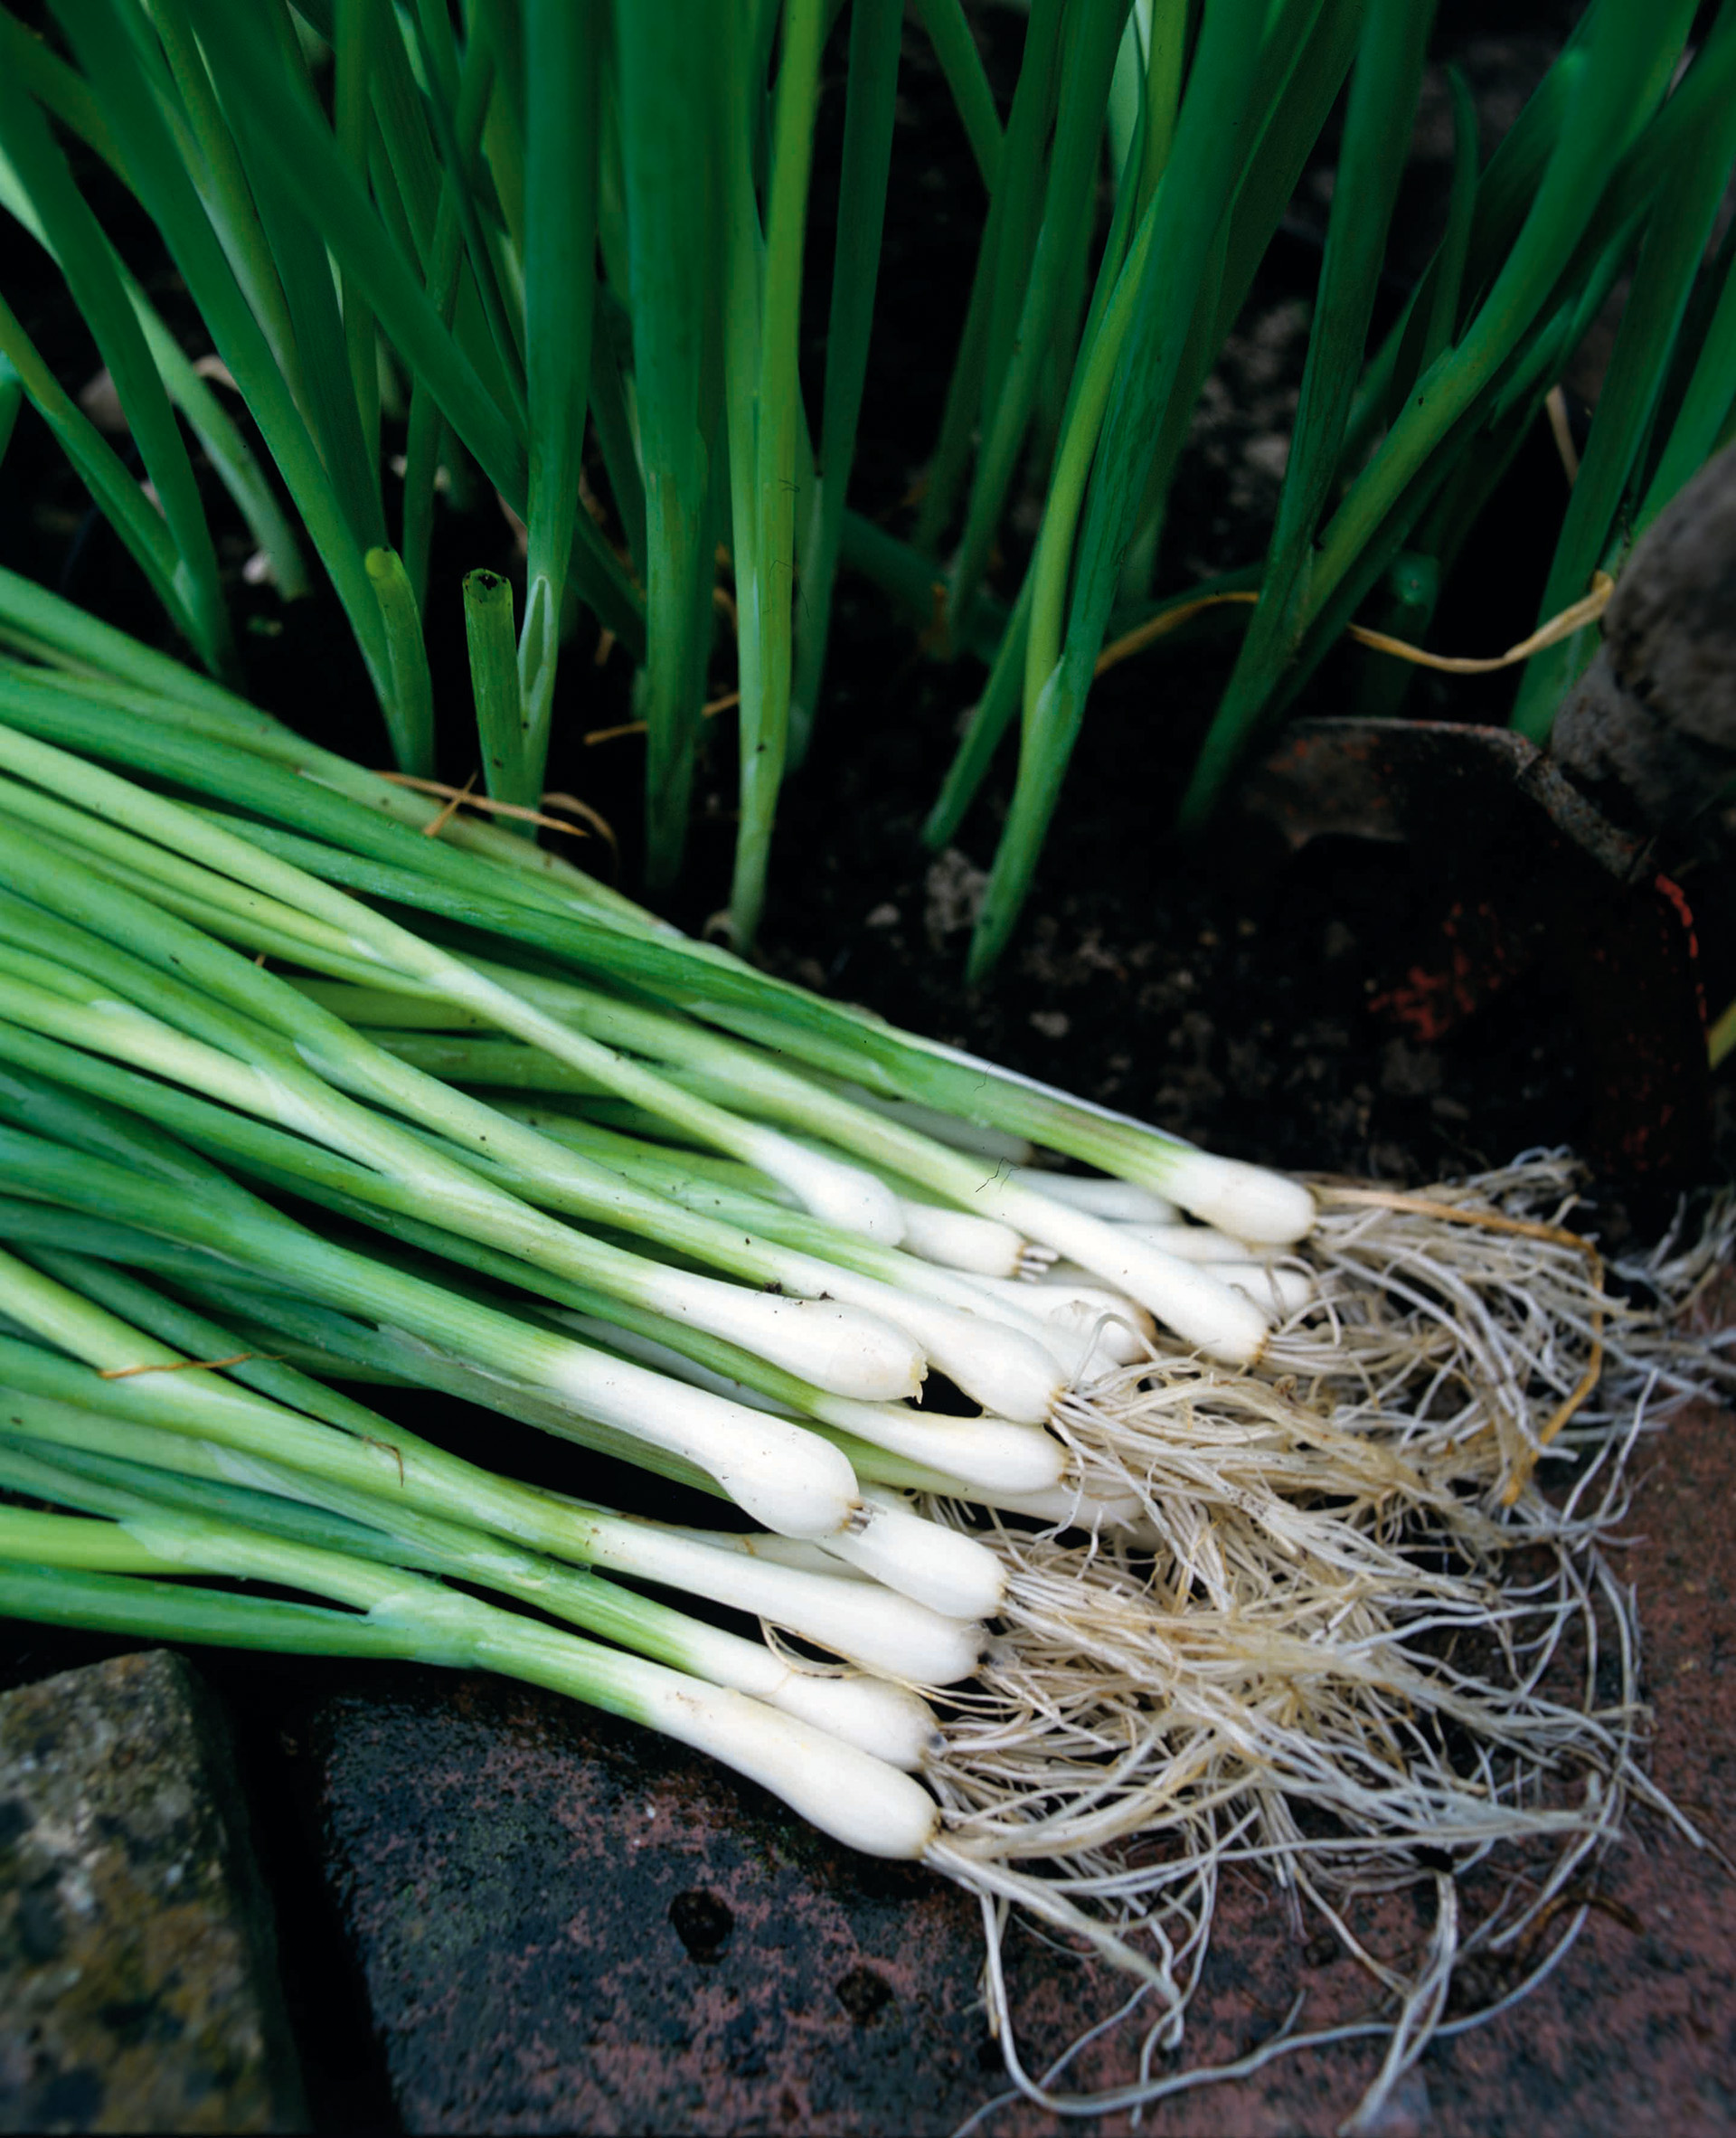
[919,1155,1734,2132]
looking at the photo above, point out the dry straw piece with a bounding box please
[911,1156,1733,2133]
[1092,572,1617,681]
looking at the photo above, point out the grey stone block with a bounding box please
[1552,440,1736,833]
[0,1649,307,2133]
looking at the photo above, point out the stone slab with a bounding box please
[0,1649,307,2134]
[302,1672,999,2133]
[297,1388,1733,2134]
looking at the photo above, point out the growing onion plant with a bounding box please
[1,0,1731,969]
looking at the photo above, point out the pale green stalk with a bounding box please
[0,1128,863,1537]
[0,1453,944,1855]
[0,901,926,1406]
[729,0,826,950]
[0,1427,939,1764]
[0,720,905,1241]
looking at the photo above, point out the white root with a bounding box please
[593,1518,988,1685]
[543,1344,862,1538]
[1154,1148,1317,1244]
[1006,1171,1180,1222]
[893,1199,1029,1277]
[1109,1220,1260,1262]
[963,1186,1277,1366]
[906,1158,1731,2129]
[967,1272,1156,1357]
[734,1126,909,1244]
[809,1284,1066,1424]
[754,1670,941,1773]
[1214,1261,1318,1318]
[625,1674,941,1859]
[823,1485,1007,1620]
[656,1281,928,1401]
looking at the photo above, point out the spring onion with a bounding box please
[5,625,1724,2127]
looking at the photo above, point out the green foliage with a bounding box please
[1,0,1732,970]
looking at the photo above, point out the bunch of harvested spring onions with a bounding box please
[0,576,1730,2125]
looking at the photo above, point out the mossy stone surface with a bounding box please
[0,1649,306,2134]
